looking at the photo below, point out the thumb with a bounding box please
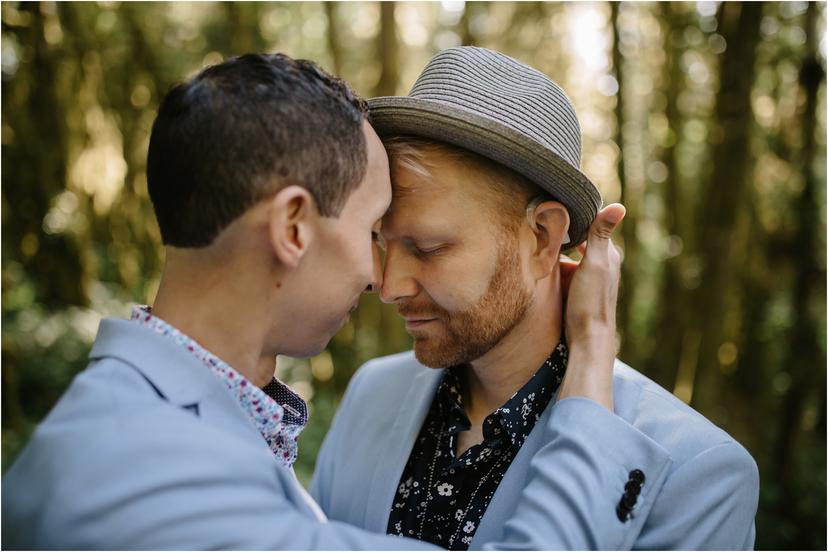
[590,203,626,242]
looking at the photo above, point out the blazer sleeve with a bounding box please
[52,399,672,552]
[81,471,442,550]
[485,397,675,551]
[1,411,440,551]
[633,441,759,550]
[107,464,442,550]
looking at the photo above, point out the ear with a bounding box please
[526,200,570,280]
[266,185,317,269]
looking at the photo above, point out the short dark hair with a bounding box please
[147,53,369,247]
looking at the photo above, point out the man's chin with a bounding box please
[412,330,504,369]
[413,338,465,369]
[413,349,450,369]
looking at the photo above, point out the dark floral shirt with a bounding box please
[387,341,568,550]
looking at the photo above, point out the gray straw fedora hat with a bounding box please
[368,46,602,247]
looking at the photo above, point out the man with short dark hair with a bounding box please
[2,52,672,550]
[311,47,759,550]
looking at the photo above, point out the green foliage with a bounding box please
[1,2,825,550]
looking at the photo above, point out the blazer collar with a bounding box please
[363,364,444,532]
[88,317,215,406]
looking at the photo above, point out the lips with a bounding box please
[403,317,438,329]
[399,302,443,330]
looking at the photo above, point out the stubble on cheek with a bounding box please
[412,242,530,368]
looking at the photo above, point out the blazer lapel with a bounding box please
[90,317,266,446]
[469,393,557,548]
[89,317,214,406]
[362,367,443,532]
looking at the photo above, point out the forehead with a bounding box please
[384,153,491,234]
[346,123,392,217]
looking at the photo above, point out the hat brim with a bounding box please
[368,96,602,248]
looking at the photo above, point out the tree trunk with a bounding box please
[1,4,85,308]
[611,1,638,366]
[325,2,343,76]
[646,2,687,391]
[458,2,478,46]
[772,0,826,498]
[374,2,399,97]
[224,3,266,56]
[688,2,763,412]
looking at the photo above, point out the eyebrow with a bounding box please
[379,225,455,242]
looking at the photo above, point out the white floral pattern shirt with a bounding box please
[130,305,307,468]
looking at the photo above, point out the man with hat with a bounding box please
[311,47,759,550]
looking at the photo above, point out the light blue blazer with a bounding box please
[311,351,760,550]
[4,318,680,550]
[3,319,428,550]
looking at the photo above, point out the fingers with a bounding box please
[581,203,625,265]
[560,256,578,297]
[590,203,626,242]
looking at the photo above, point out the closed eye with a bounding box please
[414,244,446,257]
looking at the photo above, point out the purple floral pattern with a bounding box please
[130,306,306,468]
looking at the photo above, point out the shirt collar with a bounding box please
[129,305,307,468]
[437,339,568,450]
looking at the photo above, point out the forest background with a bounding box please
[2,2,825,549]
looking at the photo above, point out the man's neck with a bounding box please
[150,253,276,388]
[464,278,562,421]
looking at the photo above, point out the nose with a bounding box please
[379,245,418,304]
[365,241,384,293]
